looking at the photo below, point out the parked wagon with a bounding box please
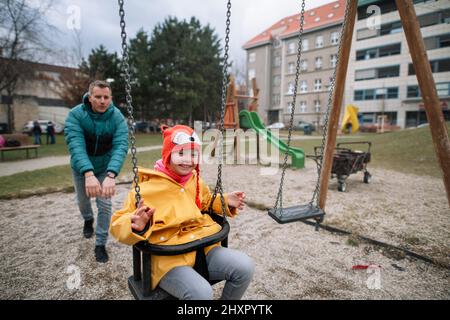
[308,141,372,192]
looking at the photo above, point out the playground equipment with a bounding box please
[223,75,259,129]
[221,74,305,168]
[117,0,450,300]
[341,105,360,134]
[239,110,304,168]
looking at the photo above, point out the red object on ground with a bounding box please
[352,264,381,270]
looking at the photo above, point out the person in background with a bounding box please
[46,121,55,145]
[32,120,42,145]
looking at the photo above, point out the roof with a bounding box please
[243,0,346,50]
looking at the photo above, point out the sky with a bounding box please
[45,0,334,68]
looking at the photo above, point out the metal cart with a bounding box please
[308,141,372,192]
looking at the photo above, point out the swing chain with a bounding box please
[309,0,352,208]
[210,0,232,219]
[118,0,141,205]
[273,0,306,211]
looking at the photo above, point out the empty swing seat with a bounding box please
[268,204,325,224]
[128,214,230,300]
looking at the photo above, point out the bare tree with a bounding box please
[0,0,56,132]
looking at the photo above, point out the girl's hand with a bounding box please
[131,199,155,232]
[228,191,245,211]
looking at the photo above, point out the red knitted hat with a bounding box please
[160,125,202,209]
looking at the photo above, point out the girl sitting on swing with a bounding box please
[110,124,254,300]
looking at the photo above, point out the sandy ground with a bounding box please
[0,160,449,299]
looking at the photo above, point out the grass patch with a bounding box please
[0,133,163,162]
[289,122,450,178]
[0,149,162,199]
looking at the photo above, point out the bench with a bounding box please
[0,134,40,161]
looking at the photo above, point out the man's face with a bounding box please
[88,86,112,113]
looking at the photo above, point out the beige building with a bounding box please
[0,60,75,133]
[347,0,450,128]
[243,0,345,128]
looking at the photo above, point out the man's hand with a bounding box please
[228,191,246,211]
[131,199,155,232]
[101,176,116,198]
[85,173,102,198]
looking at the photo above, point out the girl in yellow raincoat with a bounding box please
[110,125,254,300]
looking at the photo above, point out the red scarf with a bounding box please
[154,159,193,186]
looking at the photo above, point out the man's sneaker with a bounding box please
[83,219,94,239]
[95,245,109,263]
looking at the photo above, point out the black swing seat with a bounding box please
[128,213,230,300]
[268,204,325,224]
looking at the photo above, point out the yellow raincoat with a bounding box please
[110,167,237,289]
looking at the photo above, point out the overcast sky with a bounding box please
[46,0,334,68]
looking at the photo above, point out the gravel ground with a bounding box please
[0,160,449,299]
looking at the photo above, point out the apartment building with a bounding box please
[0,59,75,132]
[243,0,345,128]
[347,0,450,128]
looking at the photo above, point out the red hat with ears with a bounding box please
[160,124,202,209]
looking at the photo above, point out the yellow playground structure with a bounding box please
[341,104,360,134]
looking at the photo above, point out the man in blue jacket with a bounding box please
[65,80,128,263]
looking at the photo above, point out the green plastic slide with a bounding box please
[239,110,305,168]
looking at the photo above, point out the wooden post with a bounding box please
[318,0,358,210]
[396,0,450,207]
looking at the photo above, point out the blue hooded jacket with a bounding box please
[64,93,129,176]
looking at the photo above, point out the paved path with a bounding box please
[0,135,364,177]
[0,145,162,177]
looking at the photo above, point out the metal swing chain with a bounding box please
[118,0,141,205]
[210,0,232,220]
[273,0,306,212]
[309,0,352,208]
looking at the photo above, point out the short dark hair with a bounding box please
[89,80,112,95]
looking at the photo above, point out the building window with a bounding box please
[248,52,256,63]
[288,42,296,54]
[301,59,308,71]
[355,65,399,81]
[356,43,401,60]
[287,82,294,94]
[272,94,281,106]
[407,82,450,98]
[300,80,308,93]
[436,82,450,96]
[273,37,281,48]
[354,87,399,100]
[380,21,402,36]
[378,66,400,78]
[387,87,399,99]
[314,100,321,113]
[315,35,324,48]
[326,77,334,91]
[287,102,293,113]
[331,32,339,45]
[273,55,281,67]
[301,39,309,51]
[330,54,337,68]
[273,75,281,86]
[357,9,450,41]
[354,90,364,101]
[407,86,420,98]
[288,62,295,74]
[424,33,450,50]
[314,79,322,91]
[300,101,307,113]
[248,69,256,81]
[315,56,322,70]
[409,58,450,75]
